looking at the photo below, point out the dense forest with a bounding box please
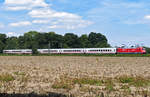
[0,31,111,53]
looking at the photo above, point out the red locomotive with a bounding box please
[117,47,146,54]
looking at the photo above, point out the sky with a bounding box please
[0,0,150,47]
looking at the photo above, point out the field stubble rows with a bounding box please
[0,56,150,97]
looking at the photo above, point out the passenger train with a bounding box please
[3,47,146,54]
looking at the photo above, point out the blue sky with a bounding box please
[0,0,150,47]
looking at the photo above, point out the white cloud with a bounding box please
[7,32,15,36]
[48,20,93,30]
[49,25,59,29]
[5,0,32,5]
[6,6,30,10]
[29,9,93,29]
[87,0,150,26]
[32,20,49,24]
[144,15,150,19]
[49,25,77,30]
[5,0,48,11]
[9,21,31,27]
[28,9,81,19]
[4,0,93,29]
[6,32,20,37]
[123,15,150,25]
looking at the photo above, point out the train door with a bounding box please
[59,49,62,54]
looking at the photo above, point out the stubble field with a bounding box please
[0,56,150,97]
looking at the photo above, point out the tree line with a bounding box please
[0,31,110,53]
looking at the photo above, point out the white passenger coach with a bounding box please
[3,49,32,54]
[3,48,117,54]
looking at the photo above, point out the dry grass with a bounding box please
[0,56,150,97]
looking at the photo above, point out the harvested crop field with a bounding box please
[0,56,150,97]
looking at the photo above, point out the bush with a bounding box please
[32,47,39,55]
[145,47,150,54]
[0,73,15,82]
[119,76,134,83]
